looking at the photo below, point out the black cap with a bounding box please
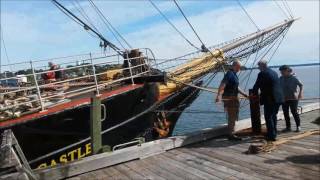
[279,65,290,71]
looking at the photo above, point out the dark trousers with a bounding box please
[264,103,280,139]
[282,100,301,129]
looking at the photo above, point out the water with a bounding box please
[172,66,320,135]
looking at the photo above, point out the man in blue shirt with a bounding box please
[216,60,248,140]
[252,60,284,141]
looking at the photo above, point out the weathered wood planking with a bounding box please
[72,106,319,180]
[35,102,320,180]
[1,103,319,180]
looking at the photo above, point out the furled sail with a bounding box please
[157,19,295,96]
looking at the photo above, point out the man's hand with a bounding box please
[215,95,221,103]
[298,94,303,100]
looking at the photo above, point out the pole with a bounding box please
[30,61,44,111]
[249,89,261,134]
[90,53,100,95]
[90,95,102,154]
[126,53,135,85]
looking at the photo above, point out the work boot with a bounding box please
[281,128,291,133]
[228,135,242,141]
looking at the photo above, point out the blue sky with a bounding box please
[0,0,319,70]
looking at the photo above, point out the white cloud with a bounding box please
[1,0,319,69]
[127,0,319,65]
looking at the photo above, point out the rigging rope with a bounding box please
[266,28,289,64]
[51,0,123,55]
[87,0,126,50]
[173,0,226,73]
[0,27,12,72]
[52,1,83,27]
[72,0,101,34]
[88,0,132,49]
[273,0,290,19]
[236,0,260,31]
[173,0,208,51]
[148,0,200,51]
[239,37,264,107]
[282,0,294,18]
[52,0,100,40]
[239,27,290,108]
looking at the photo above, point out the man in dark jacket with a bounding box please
[252,60,283,141]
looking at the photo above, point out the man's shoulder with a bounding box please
[267,68,277,74]
[224,70,234,77]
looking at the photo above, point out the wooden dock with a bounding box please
[67,107,319,180]
[1,103,319,180]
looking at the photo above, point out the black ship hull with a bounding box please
[9,81,202,169]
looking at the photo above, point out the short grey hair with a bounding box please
[257,60,268,67]
[232,59,241,66]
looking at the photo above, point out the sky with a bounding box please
[0,0,319,71]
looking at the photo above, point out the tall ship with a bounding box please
[0,0,295,170]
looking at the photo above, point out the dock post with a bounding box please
[90,95,102,154]
[249,89,261,134]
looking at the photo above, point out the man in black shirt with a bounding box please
[216,60,248,140]
[252,60,284,141]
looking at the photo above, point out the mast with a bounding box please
[221,19,295,53]
[206,19,296,60]
[51,0,124,56]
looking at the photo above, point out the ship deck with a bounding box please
[0,84,143,129]
[68,108,320,180]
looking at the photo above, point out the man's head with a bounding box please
[48,62,58,70]
[279,65,291,77]
[257,60,268,71]
[48,62,54,68]
[232,60,241,72]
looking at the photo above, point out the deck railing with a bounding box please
[0,48,155,115]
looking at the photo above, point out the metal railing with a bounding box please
[0,49,155,115]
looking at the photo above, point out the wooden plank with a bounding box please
[278,143,319,154]
[4,103,314,180]
[286,141,320,150]
[232,142,320,174]
[167,150,243,179]
[177,148,273,179]
[260,149,320,173]
[124,161,167,180]
[81,168,109,180]
[34,125,229,180]
[100,167,130,180]
[189,149,277,178]
[194,147,301,180]
[113,164,145,179]
[154,153,219,179]
[165,151,232,179]
[224,142,319,179]
[138,158,185,180]
[145,155,204,180]
[298,135,320,143]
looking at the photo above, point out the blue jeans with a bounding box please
[264,103,280,139]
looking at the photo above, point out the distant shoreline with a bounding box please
[243,62,320,70]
